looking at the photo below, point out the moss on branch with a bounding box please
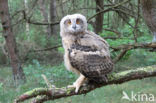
[14,65,156,103]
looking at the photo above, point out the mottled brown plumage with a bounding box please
[60,14,113,92]
[68,31,113,83]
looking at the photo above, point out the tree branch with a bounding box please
[113,49,129,63]
[14,65,156,103]
[29,45,62,52]
[111,42,156,51]
[27,42,156,53]
[111,42,156,63]
[87,0,131,22]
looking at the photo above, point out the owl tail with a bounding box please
[87,75,108,84]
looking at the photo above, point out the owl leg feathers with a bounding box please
[68,74,86,93]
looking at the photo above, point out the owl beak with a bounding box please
[72,25,76,30]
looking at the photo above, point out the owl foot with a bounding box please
[67,82,81,93]
[74,82,81,93]
[67,85,75,88]
[67,85,78,93]
[67,74,86,93]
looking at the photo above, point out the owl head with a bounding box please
[60,14,87,36]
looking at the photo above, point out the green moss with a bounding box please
[25,88,48,95]
[66,87,75,95]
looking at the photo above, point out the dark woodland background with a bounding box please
[0,0,156,103]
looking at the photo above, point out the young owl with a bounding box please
[60,14,114,93]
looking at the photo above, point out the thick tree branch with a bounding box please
[14,65,156,103]
[112,42,156,63]
[111,42,156,51]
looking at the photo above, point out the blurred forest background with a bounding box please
[0,0,156,103]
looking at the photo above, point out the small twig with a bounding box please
[29,45,62,52]
[111,42,156,63]
[41,74,53,88]
[117,11,135,29]
[113,49,129,63]
[132,0,140,43]
[104,28,121,37]
[26,20,60,26]
[87,0,131,22]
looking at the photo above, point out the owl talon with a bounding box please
[67,85,75,88]
[67,84,80,93]
[75,86,80,93]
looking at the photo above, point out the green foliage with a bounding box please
[0,62,76,102]
[58,47,64,54]
[24,59,76,87]
[0,66,156,103]
[0,83,3,92]
[88,24,94,31]
[8,0,23,13]
[99,20,153,61]
[1,0,156,103]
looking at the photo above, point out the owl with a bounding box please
[60,14,114,93]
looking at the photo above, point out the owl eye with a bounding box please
[68,20,71,25]
[76,19,80,24]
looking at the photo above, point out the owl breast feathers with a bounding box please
[68,31,114,83]
[60,14,113,85]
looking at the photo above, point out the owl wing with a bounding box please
[68,34,113,83]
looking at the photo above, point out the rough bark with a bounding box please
[14,65,156,103]
[50,0,57,37]
[0,0,26,85]
[95,0,104,34]
[140,0,156,32]
[140,0,156,41]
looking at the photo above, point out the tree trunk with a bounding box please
[38,0,51,37]
[95,0,104,34]
[50,0,57,37]
[140,0,156,42]
[0,0,26,85]
[24,0,30,41]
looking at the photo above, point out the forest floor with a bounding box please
[0,58,156,103]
